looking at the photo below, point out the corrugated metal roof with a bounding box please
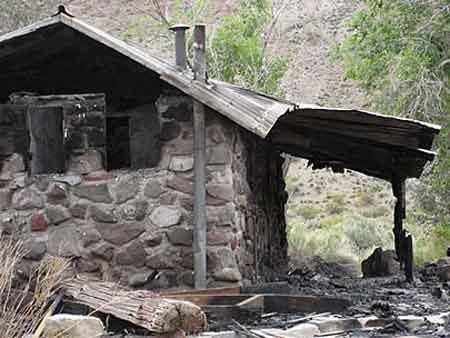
[0,14,441,180]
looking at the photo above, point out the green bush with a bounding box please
[326,194,346,215]
[361,205,390,218]
[293,204,322,220]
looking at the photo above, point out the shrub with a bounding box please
[326,194,346,215]
[361,205,390,218]
[319,215,344,228]
[294,204,322,220]
[0,236,69,337]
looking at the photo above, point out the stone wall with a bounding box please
[0,90,288,289]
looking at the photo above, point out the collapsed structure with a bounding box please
[0,13,440,289]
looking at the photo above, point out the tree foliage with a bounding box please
[208,0,288,96]
[335,0,450,223]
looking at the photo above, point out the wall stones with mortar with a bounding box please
[0,90,288,290]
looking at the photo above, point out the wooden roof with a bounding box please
[0,14,440,180]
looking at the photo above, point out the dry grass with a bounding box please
[0,235,69,338]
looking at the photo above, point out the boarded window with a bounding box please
[8,93,107,175]
[28,106,65,174]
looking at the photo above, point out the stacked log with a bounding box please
[63,277,207,333]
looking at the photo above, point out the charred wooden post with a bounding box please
[405,234,414,282]
[392,175,413,281]
[169,24,190,70]
[193,24,207,289]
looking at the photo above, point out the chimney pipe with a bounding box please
[169,24,190,70]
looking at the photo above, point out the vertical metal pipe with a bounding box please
[193,24,207,289]
[169,24,189,69]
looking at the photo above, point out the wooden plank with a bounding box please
[263,295,351,314]
[162,286,241,296]
[193,24,207,290]
[241,282,292,295]
[237,295,264,311]
[28,106,64,174]
[164,294,251,306]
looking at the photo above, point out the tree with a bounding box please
[209,0,288,96]
[334,0,450,223]
[141,0,287,96]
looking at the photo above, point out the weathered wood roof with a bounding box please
[0,14,440,180]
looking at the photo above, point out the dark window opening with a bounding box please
[107,117,131,170]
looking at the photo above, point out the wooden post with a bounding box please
[193,24,207,289]
[392,175,413,281]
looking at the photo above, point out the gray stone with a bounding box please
[67,149,103,174]
[208,247,237,272]
[169,156,194,172]
[70,204,88,219]
[141,233,163,247]
[114,175,139,204]
[437,257,450,281]
[167,227,193,246]
[46,205,71,225]
[53,175,82,186]
[178,270,194,287]
[146,249,178,269]
[213,268,242,282]
[73,183,113,203]
[0,214,17,234]
[144,180,164,198]
[91,242,115,261]
[128,271,153,287]
[0,189,11,211]
[283,323,320,338]
[90,205,117,223]
[150,206,181,227]
[167,175,193,194]
[207,184,234,202]
[361,248,400,278]
[0,153,25,180]
[80,228,102,247]
[160,120,181,141]
[207,125,226,144]
[115,240,146,267]
[47,184,68,205]
[42,314,104,338]
[77,258,101,273]
[12,188,44,210]
[207,144,232,165]
[207,230,230,246]
[95,222,144,245]
[34,176,49,191]
[207,204,236,227]
[24,236,47,260]
[122,200,148,221]
[48,226,81,257]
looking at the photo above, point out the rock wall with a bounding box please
[0,90,287,289]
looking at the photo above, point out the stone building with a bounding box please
[0,14,440,289]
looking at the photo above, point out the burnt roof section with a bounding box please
[0,14,441,180]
